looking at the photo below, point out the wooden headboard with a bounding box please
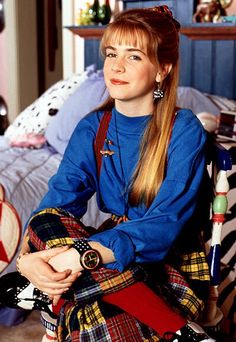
[80,0,236,99]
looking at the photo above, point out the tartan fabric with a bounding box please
[28,208,89,252]
[163,251,210,320]
[179,252,210,281]
[28,208,147,304]
[27,208,210,341]
[57,301,160,342]
[163,264,206,320]
[72,267,145,307]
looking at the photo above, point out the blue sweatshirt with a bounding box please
[35,107,207,272]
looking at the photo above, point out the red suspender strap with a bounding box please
[94,111,112,176]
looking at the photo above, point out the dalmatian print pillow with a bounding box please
[4,71,89,142]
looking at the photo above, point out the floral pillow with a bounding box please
[4,71,89,147]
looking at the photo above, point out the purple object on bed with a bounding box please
[45,69,109,155]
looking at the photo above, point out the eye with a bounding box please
[105,52,116,58]
[129,55,142,61]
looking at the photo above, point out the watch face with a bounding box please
[81,250,100,270]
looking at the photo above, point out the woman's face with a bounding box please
[103,43,159,113]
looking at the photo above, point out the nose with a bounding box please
[111,57,125,72]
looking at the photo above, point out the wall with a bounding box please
[0,26,7,102]
[81,0,236,99]
[0,0,63,122]
[41,0,63,92]
[62,0,124,77]
[176,0,236,100]
[62,0,84,78]
[3,0,38,122]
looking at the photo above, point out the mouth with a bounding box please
[110,79,129,85]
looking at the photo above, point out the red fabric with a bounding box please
[104,282,186,336]
[94,111,112,176]
[0,241,9,263]
[52,298,66,315]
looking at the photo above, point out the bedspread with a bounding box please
[0,136,61,228]
[0,136,109,231]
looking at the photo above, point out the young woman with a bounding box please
[0,6,215,342]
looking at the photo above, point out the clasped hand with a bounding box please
[18,246,83,305]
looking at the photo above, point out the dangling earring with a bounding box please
[153,82,164,100]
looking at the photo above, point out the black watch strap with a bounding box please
[73,239,91,254]
[73,239,101,270]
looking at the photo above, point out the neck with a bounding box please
[115,98,154,117]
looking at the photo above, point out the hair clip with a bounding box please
[152,5,173,18]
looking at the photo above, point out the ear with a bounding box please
[155,64,173,82]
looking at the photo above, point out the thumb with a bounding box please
[38,246,70,260]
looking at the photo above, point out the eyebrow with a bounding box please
[105,46,146,55]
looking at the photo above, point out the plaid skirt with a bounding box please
[27,208,211,342]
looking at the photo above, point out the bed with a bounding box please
[0,66,235,339]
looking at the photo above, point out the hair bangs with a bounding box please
[101,22,155,59]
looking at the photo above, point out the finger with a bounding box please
[52,294,61,306]
[33,272,81,293]
[40,281,74,290]
[38,271,80,288]
[37,266,72,283]
[38,246,70,260]
[56,272,80,284]
[37,278,72,289]
[43,287,69,296]
[49,269,73,281]
[33,272,77,291]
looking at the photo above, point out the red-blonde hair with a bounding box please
[98,7,181,207]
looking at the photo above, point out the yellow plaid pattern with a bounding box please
[100,269,136,293]
[180,252,210,281]
[46,237,74,249]
[29,208,62,223]
[77,302,106,331]
[181,287,205,318]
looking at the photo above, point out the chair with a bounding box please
[201,140,232,338]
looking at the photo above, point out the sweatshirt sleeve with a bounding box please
[89,112,208,271]
[34,114,99,218]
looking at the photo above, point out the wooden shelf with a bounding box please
[66,26,105,39]
[66,24,236,41]
[181,25,236,40]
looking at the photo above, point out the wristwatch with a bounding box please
[73,239,101,270]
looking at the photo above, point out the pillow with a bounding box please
[45,70,109,155]
[203,93,236,112]
[177,87,221,116]
[4,70,90,147]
